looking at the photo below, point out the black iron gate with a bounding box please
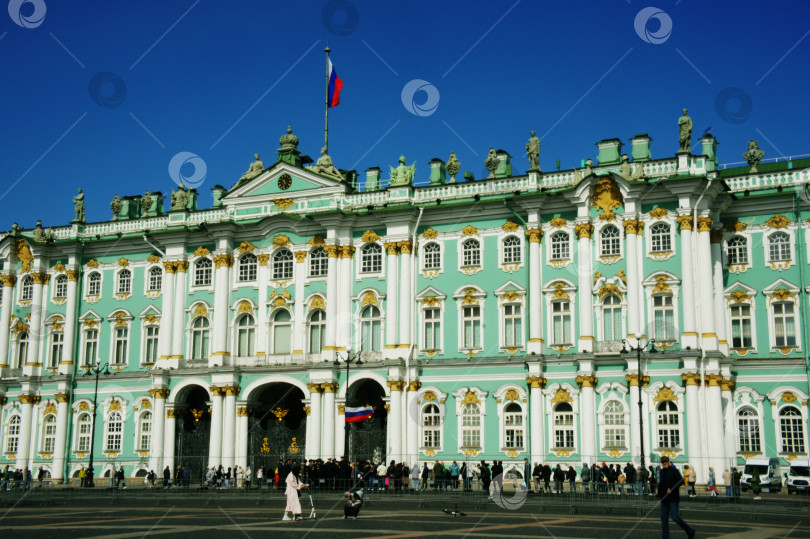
[347,413,386,464]
[175,408,210,481]
[248,415,306,473]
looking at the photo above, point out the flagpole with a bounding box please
[324,46,330,154]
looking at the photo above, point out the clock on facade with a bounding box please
[278,174,292,190]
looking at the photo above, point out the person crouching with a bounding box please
[344,489,364,519]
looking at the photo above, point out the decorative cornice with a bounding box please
[549,217,567,229]
[654,387,677,403]
[550,388,572,404]
[460,225,478,237]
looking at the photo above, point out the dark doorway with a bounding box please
[346,379,387,465]
[175,385,210,483]
[248,383,307,480]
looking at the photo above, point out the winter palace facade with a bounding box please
[1,124,809,485]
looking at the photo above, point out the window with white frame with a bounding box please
[308,309,326,354]
[238,253,258,282]
[361,244,382,273]
[502,236,522,264]
[730,304,753,348]
[41,414,57,453]
[460,403,481,449]
[49,330,63,368]
[271,310,292,354]
[423,307,441,350]
[737,407,761,453]
[112,326,128,365]
[462,305,481,349]
[423,242,441,270]
[551,300,572,345]
[422,403,441,449]
[138,411,152,451]
[773,302,797,347]
[727,236,748,266]
[87,272,101,297]
[602,295,623,341]
[309,247,328,277]
[780,406,805,453]
[105,411,123,451]
[20,275,33,301]
[360,305,382,352]
[190,317,210,359]
[503,303,522,348]
[147,267,162,292]
[553,403,575,449]
[53,275,68,299]
[600,225,621,257]
[272,249,294,280]
[194,258,212,287]
[603,400,628,449]
[144,325,159,364]
[656,401,680,448]
[461,239,481,267]
[503,402,524,449]
[76,412,92,452]
[550,231,570,260]
[652,294,675,341]
[768,232,791,262]
[15,331,29,369]
[83,328,98,366]
[116,269,131,295]
[650,222,672,252]
[5,415,20,453]
[236,314,256,357]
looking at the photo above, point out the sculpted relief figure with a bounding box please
[233,153,265,190]
[307,147,343,181]
[389,155,415,187]
[73,188,85,223]
[170,182,189,211]
[526,130,541,171]
[678,108,692,153]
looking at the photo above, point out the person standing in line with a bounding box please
[657,456,695,539]
[708,467,717,496]
[283,465,309,521]
[649,465,658,495]
[449,461,460,490]
[542,463,552,493]
[722,469,731,496]
[245,465,252,490]
[566,465,577,493]
[580,463,590,494]
[411,462,420,491]
[686,465,696,497]
[731,467,742,498]
[421,462,430,490]
[750,468,762,500]
[163,466,171,488]
[553,464,564,494]
[532,462,542,493]
[480,461,491,497]
[256,466,264,490]
[459,461,467,492]
[523,459,531,492]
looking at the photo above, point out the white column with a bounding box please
[16,395,36,470]
[24,273,46,374]
[164,407,176,474]
[322,383,336,458]
[721,379,736,474]
[59,271,79,374]
[208,388,223,467]
[337,247,354,350]
[150,389,168,472]
[683,373,704,482]
[324,246,339,353]
[696,217,717,351]
[711,234,728,355]
[388,380,403,462]
[526,230,543,354]
[528,377,545,465]
[292,251,307,355]
[677,215,698,349]
[335,403,346,458]
[406,382,419,466]
[384,242,399,353]
[171,262,188,359]
[575,224,594,352]
[623,222,640,337]
[626,374,648,466]
[0,275,15,369]
[52,393,70,481]
[706,374,726,483]
[256,256,269,357]
[211,255,232,366]
[307,384,323,459]
[577,375,597,463]
[157,262,176,363]
[236,405,248,469]
[221,386,238,468]
[398,242,412,347]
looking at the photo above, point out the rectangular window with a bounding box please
[503,304,522,347]
[653,295,675,341]
[774,303,797,347]
[83,329,98,366]
[730,304,753,349]
[551,301,571,345]
[50,332,63,368]
[462,305,481,349]
[139,419,151,451]
[504,414,524,448]
[113,328,128,365]
[144,326,159,364]
[423,307,441,350]
[554,422,574,448]
[604,428,626,448]
[77,420,91,452]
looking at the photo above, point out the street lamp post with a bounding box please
[85,362,111,487]
[621,332,657,482]
[333,351,361,479]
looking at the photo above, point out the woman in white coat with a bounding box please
[283,465,309,520]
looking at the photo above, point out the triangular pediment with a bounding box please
[223,162,347,202]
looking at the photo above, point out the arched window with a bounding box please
[147,267,162,292]
[236,314,256,357]
[461,239,481,267]
[53,275,68,299]
[502,236,521,264]
[737,407,760,453]
[462,304,481,349]
[116,269,131,295]
[308,309,326,354]
[76,412,92,452]
[105,411,123,451]
[15,331,29,369]
[238,253,258,282]
[550,231,569,260]
[83,328,98,366]
[272,249,294,280]
[727,236,748,266]
[41,415,57,453]
[20,275,33,301]
[88,272,101,296]
[602,294,623,341]
[113,326,128,365]
[423,243,441,270]
[650,223,672,252]
[603,401,627,449]
[360,305,382,352]
[553,402,575,449]
[551,300,571,345]
[503,303,522,347]
[656,401,680,449]
[504,402,524,449]
[49,330,64,368]
[361,244,382,273]
[194,258,212,287]
[780,406,805,453]
[191,317,210,359]
[769,232,791,262]
[600,225,621,257]
[5,416,20,453]
[271,310,292,354]
[138,411,152,452]
[422,403,441,449]
[460,403,481,449]
[309,247,328,277]
[652,294,675,341]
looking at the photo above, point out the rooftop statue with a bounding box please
[446,152,460,182]
[110,194,123,221]
[10,223,20,237]
[170,182,190,212]
[32,220,46,242]
[526,130,541,171]
[743,139,765,172]
[678,108,692,153]
[233,153,265,190]
[619,154,645,181]
[141,190,153,217]
[389,155,415,187]
[484,147,499,178]
[307,147,343,181]
[72,188,85,224]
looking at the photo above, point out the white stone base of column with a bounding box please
[527,340,543,355]
[577,337,594,353]
[156,357,180,370]
[701,335,719,351]
[58,362,74,376]
[681,334,699,350]
[383,348,402,360]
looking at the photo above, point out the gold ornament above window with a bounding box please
[461,225,478,237]
[550,388,572,404]
[361,230,380,243]
[654,387,677,403]
[591,177,624,214]
[765,214,791,230]
[461,390,480,405]
[422,227,439,239]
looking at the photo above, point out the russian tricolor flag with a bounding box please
[328,58,343,108]
[345,406,373,423]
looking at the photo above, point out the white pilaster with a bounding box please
[677,214,698,349]
[384,243,399,356]
[711,235,728,355]
[388,380,403,461]
[52,393,69,481]
[337,247,354,351]
[322,384,336,458]
[706,375,726,483]
[696,217,717,351]
[16,395,36,470]
[527,376,545,465]
[256,256,269,356]
[398,242,412,347]
[150,389,167,472]
[307,384,323,459]
[526,230,543,354]
[624,223,640,337]
[24,273,46,374]
[0,275,15,369]
[721,379,736,474]
[157,262,176,365]
[406,382,419,466]
[171,262,188,360]
[221,386,237,468]
[324,245,339,354]
[236,404,249,469]
[164,407,176,474]
[59,270,79,375]
[683,374,704,482]
[208,387,223,467]
[335,403,345,458]
[292,251,307,355]
[211,254,232,366]
[575,224,594,352]
[577,374,597,463]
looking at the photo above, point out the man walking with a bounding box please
[658,456,695,539]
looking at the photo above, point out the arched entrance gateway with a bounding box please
[247,383,307,473]
[345,379,387,465]
[173,385,210,482]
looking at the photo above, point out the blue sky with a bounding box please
[2,0,809,227]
